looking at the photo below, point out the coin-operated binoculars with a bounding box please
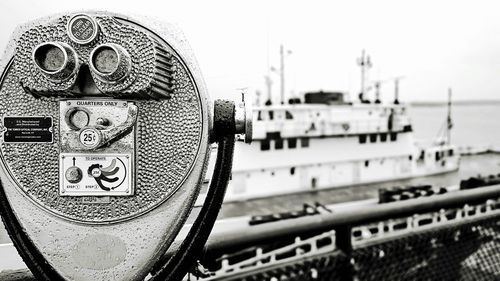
[0,12,251,281]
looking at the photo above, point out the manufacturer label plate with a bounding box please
[2,116,53,143]
[60,153,132,196]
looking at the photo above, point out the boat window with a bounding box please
[261,140,270,151]
[369,133,377,143]
[419,151,425,161]
[435,151,441,161]
[285,110,294,120]
[288,138,297,149]
[380,133,387,142]
[257,110,263,121]
[390,132,398,141]
[448,149,454,156]
[269,110,274,120]
[301,137,310,148]
[403,125,413,132]
[275,139,284,150]
[365,160,370,167]
[409,155,413,161]
[290,167,295,175]
[267,132,281,139]
[311,177,317,189]
[359,134,367,144]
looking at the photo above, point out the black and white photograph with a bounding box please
[0,1,499,280]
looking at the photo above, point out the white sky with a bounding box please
[0,0,499,102]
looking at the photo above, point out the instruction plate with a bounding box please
[60,153,133,196]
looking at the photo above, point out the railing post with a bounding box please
[335,225,354,281]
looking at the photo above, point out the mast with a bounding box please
[374,82,381,104]
[279,44,285,104]
[357,49,372,103]
[447,88,453,144]
[393,76,404,104]
[394,79,400,104]
[264,75,273,105]
[264,25,272,106]
[269,45,290,105]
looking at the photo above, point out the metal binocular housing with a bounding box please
[0,11,251,281]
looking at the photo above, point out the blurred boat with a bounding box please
[201,50,459,203]
[225,93,458,201]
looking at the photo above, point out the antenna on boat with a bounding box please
[366,80,383,104]
[374,82,381,104]
[271,44,292,105]
[357,49,372,103]
[280,45,285,104]
[368,76,404,104]
[447,88,453,144]
[264,75,273,105]
[393,76,405,104]
[264,24,272,106]
[435,87,453,145]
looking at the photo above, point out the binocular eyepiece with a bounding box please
[32,42,132,84]
[0,11,252,281]
[89,43,131,82]
[32,42,78,81]
[18,12,174,99]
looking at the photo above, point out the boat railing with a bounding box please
[253,117,407,140]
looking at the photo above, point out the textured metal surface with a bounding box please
[15,14,172,98]
[0,13,203,223]
[0,11,212,281]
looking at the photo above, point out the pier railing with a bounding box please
[195,184,500,280]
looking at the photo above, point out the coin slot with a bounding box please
[64,107,91,130]
[70,110,90,129]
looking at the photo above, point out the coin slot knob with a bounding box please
[65,166,83,183]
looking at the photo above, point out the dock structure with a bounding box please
[2,184,500,280]
[189,184,500,280]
